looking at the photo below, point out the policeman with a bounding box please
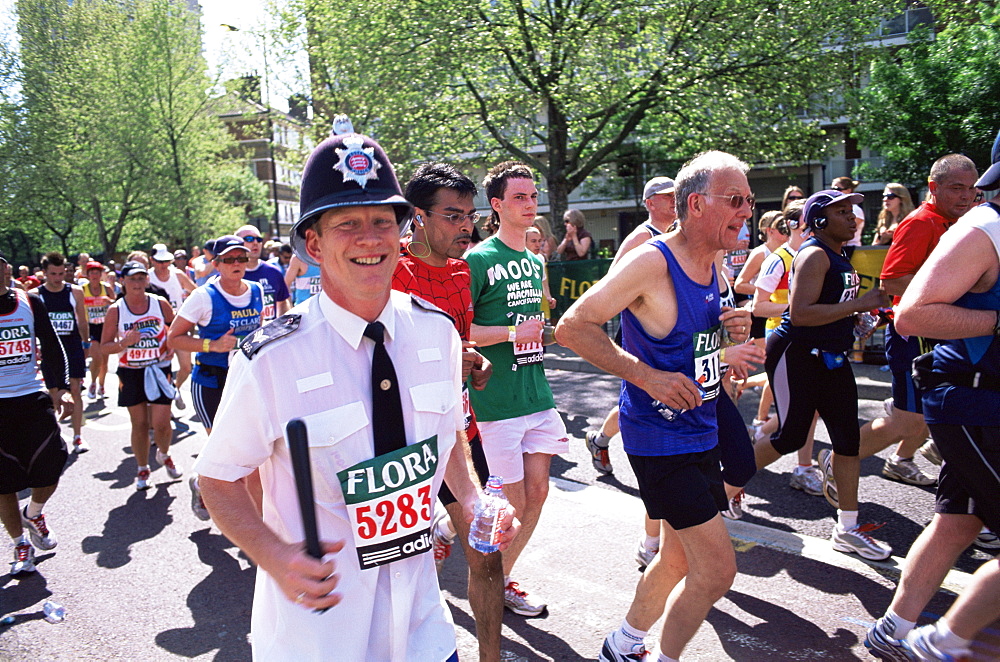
[195,132,518,660]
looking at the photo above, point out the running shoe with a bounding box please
[173,389,186,410]
[974,528,1000,550]
[10,541,35,575]
[883,397,894,418]
[635,540,658,569]
[882,457,935,486]
[919,440,943,466]
[817,449,839,509]
[585,431,613,475]
[156,450,183,479]
[721,490,744,520]
[831,522,891,561]
[20,507,57,551]
[136,468,152,491]
[904,624,970,661]
[789,467,824,496]
[97,385,105,398]
[598,632,648,661]
[87,382,97,399]
[864,615,909,662]
[503,581,546,617]
[72,434,90,454]
[189,475,211,521]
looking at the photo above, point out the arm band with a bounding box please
[507,326,517,343]
[203,338,211,352]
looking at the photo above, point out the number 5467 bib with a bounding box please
[337,436,438,569]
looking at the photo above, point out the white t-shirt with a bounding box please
[176,283,253,326]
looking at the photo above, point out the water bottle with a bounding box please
[468,475,508,554]
[854,311,879,338]
[652,383,707,421]
[42,600,65,624]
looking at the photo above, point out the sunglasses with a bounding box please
[882,193,899,200]
[219,255,250,264]
[706,193,755,211]
[786,195,804,201]
[242,236,264,243]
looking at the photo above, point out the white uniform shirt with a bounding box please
[195,290,463,662]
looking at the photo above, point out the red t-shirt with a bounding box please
[880,201,956,304]
[392,253,479,438]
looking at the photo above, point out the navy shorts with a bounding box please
[717,389,755,488]
[88,323,104,343]
[59,336,87,380]
[628,446,726,530]
[885,322,923,414]
[930,423,1000,534]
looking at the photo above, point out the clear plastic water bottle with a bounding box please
[652,383,707,421]
[42,600,65,624]
[854,311,879,338]
[468,475,508,554]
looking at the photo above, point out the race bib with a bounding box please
[338,436,438,569]
[261,292,276,323]
[126,338,162,366]
[309,276,321,295]
[0,325,33,369]
[692,324,722,400]
[839,272,860,303]
[461,383,472,430]
[49,311,74,336]
[87,305,108,325]
[511,311,544,368]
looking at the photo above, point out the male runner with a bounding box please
[149,243,196,410]
[866,137,1000,661]
[33,252,89,453]
[467,161,568,617]
[392,162,506,662]
[556,151,753,661]
[0,251,68,575]
[234,225,291,323]
[853,155,979,489]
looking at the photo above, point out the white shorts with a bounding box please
[477,409,569,483]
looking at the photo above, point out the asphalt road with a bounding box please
[0,351,996,660]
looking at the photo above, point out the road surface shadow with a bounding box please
[80,487,174,568]
[0,561,54,615]
[155,528,254,661]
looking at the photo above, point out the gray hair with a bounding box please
[929,154,977,183]
[675,151,750,222]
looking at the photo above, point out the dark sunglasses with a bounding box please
[242,236,264,243]
[882,193,899,200]
[706,193,756,211]
[219,255,250,264]
[786,195,805,201]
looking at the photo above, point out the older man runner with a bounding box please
[557,151,753,661]
[196,132,517,661]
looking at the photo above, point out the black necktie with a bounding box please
[364,321,407,456]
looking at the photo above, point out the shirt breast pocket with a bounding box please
[409,380,457,441]
[294,401,371,504]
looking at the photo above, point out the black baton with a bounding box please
[285,417,329,614]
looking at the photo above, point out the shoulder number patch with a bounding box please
[240,314,301,359]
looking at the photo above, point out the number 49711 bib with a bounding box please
[338,436,439,569]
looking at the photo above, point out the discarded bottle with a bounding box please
[42,600,65,624]
[0,615,14,626]
[468,475,508,554]
[652,383,707,421]
[854,311,879,338]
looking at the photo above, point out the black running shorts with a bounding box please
[0,391,68,493]
[628,446,727,530]
[930,423,1000,534]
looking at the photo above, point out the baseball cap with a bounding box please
[173,249,187,259]
[85,261,104,272]
[291,132,412,266]
[120,261,149,277]
[642,176,676,200]
[212,235,250,257]
[151,243,173,262]
[803,189,864,229]
[975,127,1000,191]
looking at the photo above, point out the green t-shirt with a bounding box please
[467,235,556,422]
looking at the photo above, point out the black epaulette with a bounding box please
[240,314,302,359]
[409,294,455,325]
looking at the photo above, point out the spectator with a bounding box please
[782,185,806,211]
[871,183,915,245]
[556,209,593,260]
[531,215,558,260]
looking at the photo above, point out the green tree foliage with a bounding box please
[852,3,1000,187]
[1,0,267,262]
[287,0,887,220]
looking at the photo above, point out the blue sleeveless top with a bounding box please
[773,237,859,353]
[193,281,263,388]
[619,239,721,456]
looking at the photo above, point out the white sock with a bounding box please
[643,534,659,552]
[12,533,28,545]
[838,509,858,530]
[793,464,812,475]
[592,432,610,447]
[504,575,511,586]
[890,454,911,463]
[656,652,679,662]
[138,465,150,473]
[26,500,44,519]
[435,517,456,542]
[932,620,971,655]
[884,608,915,639]
[612,619,647,653]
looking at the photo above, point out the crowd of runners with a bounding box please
[2,123,999,662]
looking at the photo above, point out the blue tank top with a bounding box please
[293,263,322,304]
[619,239,721,456]
[193,281,263,388]
[773,237,859,353]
